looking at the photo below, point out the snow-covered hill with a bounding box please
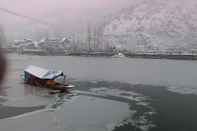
[103,0,197,53]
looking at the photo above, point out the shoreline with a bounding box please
[5,52,197,61]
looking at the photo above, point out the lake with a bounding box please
[6,54,197,87]
[0,54,197,131]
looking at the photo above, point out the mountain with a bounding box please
[102,0,197,53]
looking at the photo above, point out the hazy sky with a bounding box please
[0,0,137,39]
[0,0,134,16]
[0,0,196,40]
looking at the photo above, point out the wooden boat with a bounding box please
[22,65,72,92]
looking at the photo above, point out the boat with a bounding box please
[112,52,126,58]
[22,65,73,92]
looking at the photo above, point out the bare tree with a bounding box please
[87,25,92,52]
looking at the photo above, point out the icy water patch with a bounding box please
[168,86,197,95]
[1,80,197,131]
[53,95,132,131]
[2,95,52,107]
[73,80,197,131]
[73,81,156,131]
[0,95,131,131]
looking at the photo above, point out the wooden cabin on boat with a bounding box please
[23,65,67,90]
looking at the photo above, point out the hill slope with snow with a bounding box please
[103,0,197,53]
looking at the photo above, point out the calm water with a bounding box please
[6,54,197,87]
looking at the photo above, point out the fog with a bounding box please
[0,0,136,40]
[1,0,196,42]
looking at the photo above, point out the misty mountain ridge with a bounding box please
[103,0,197,52]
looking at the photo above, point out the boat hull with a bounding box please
[23,72,70,92]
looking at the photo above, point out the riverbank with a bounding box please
[70,52,197,60]
[125,53,197,60]
[4,50,197,60]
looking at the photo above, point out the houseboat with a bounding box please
[22,65,72,92]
